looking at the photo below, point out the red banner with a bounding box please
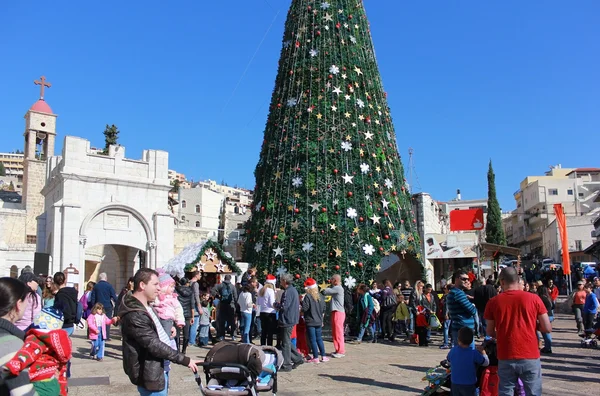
[554,204,571,275]
[450,208,484,231]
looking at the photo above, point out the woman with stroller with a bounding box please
[583,282,599,331]
[302,278,328,363]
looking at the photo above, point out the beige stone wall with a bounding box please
[174,228,210,255]
[0,209,27,246]
[23,160,47,237]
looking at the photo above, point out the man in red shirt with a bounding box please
[484,267,551,396]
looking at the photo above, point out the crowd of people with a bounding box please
[2,262,599,396]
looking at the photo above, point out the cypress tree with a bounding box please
[486,160,506,245]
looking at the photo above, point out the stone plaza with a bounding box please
[65,314,596,396]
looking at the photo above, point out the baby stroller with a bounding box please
[421,360,451,395]
[195,341,283,396]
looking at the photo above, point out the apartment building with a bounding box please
[0,152,24,180]
[168,169,191,189]
[504,165,600,258]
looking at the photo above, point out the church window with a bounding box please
[195,205,201,213]
[181,200,187,208]
[195,221,201,227]
[10,265,18,278]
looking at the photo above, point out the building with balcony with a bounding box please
[0,152,24,182]
[505,165,600,257]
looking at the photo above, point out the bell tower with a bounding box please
[22,76,57,242]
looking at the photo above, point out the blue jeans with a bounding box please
[189,310,199,346]
[138,372,169,396]
[356,322,376,341]
[241,312,252,344]
[478,309,487,336]
[442,320,451,346]
[409,311,415,333]
[92,329,105,359]
[306,326,326,359]
[63,327,74,377]
[498,359,542,396]
[537,315,554,349]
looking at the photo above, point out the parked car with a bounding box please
[540,263,562,272]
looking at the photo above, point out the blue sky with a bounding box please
[1,0,598,211]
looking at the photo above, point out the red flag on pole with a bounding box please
[554,204,571,275]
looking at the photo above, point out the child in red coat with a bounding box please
[3,307,72,396]
[415,305,430,347]
[87,303,118,361]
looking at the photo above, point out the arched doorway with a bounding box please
[377,253,423,285]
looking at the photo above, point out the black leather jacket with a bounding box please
[176,283,194,319]
[119,293,190,391]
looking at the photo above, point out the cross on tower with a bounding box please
[34,76,52,100]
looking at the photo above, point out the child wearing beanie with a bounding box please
[3,307,72,396]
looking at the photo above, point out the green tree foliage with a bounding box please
[170,179,181,193]
[244,0,422,286]
[102,124,120,154]
[486,160,506,245]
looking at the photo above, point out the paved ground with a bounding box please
[66,314,598,395]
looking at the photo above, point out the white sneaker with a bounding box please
[331,353,345,358]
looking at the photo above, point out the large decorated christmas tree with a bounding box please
[244,0,422,289]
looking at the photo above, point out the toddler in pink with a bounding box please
[87,303,118,361]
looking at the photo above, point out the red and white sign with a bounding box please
[450,208,484,231]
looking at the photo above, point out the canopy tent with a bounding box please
[479,243,521,260]
[162,239,241,279]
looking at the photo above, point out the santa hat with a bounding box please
[265,274,276,285]
[304,278,317,290]
[158,272,175,288]
[33,307,64,331]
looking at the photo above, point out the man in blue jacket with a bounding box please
[89,272,118,340]
[276,273,304,372]
[447,269,477,347]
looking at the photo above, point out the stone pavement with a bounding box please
[66,314,598,395]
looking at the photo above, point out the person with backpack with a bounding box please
[379,280,397,341]
[212,274,238,341]
[352,284,377,344]
[88,273,118,340]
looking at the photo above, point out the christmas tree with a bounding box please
[244,0,422,289]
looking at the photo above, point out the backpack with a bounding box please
[220,283,233,304]
[383,292,397,308]
[79,293,89,319]
[372,297,381,314]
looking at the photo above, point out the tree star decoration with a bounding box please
[310,202,321,212]
[384,178,393,188]
[370,215,381,224]
[349,260,357,267]
[364,131,374,140]
[329,65,340,75]
[341,141,352,152]
[310,49,318,57]
[302,242,314,252]
[332,86,342,95]
[363,244,375,256]
[205,248,217,261]
[215,260,225,272]
[381,199,390,209]
[342,173,354,184]
[197,261,206,271]
[347,207,358,219]
[344,276,357,289]
[276,266,288,276]
[323,13,333,22]
[360,163,370,174]
[254,243,263,253]
[292,177,303,187]
[273,246,283,257]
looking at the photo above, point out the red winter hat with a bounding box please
[304,277,317,289]
[266,274,276,285]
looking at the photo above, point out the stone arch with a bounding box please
[376,254,423,285]
[80,203,155,247]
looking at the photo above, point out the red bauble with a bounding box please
[294,208,300,213]
[335,211,339,215]
[392,191,397,196]
[289,70,294,75]
[359,217,364,222]
[273,235,278,240]
[295,274,301,279]
[321,207,327,212]
[384,234,390,240]
[261,206,265,211]
[333,169,339,174]
[321,230,325,234]
[316,31,321,36]
[378,191,383,196]
[413,219,417,223]
[284,259,288,263]
[290,238,294,242]
[384,212,388,217]
[379,247,384,252]
[335,265,340,270]
[358,262,363,268]
[347,191,353,197]
[313,263,317,268]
